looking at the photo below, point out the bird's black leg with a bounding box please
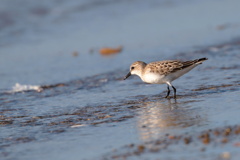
[165,85,170,98]
[172,86,177,99]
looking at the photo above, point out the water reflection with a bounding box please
[136,99,204,141]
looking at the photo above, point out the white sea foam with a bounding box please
[70,124,87,128]
[10,83,43,93]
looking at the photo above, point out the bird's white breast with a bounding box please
[141,73,165,84]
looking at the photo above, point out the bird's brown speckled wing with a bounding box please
[145,60,183,75]
[145,58,207,75]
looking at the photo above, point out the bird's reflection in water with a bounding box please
[137,99,204,141]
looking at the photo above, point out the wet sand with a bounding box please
[1,39,240,159]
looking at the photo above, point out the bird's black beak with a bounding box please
[124,72,131,80]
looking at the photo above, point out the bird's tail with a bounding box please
[196,57,208,64]
[181,57,208,69]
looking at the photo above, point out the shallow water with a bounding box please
[1,0,240,160]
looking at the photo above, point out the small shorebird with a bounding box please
[124,58,208,98]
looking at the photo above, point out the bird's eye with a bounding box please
[131,67,135,70]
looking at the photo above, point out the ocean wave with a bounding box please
[9,83,43,93]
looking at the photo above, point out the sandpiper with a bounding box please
[124,58,208,98]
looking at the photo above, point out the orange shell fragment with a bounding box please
[234,142,240,147]
[99,46,123,55]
